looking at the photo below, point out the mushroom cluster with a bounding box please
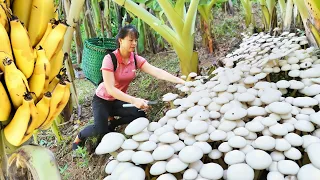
[98,32,320,180]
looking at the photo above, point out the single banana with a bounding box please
[8,145,61,180]
[3,58,30,109]
[41,81,70,130]
[35,92,51,129]
[12,0,33,27]
[10,18,35,78]
[39,81,66,130]
[35,22,53,49]
[0,3,10,32]
[25,98,39,135]
[4,93,32,146]
[28,49,47,98]
[48,50,63,82]
[42,22,67,60]
[0,22,12,72]
[0,80,11,121]
[28,0,55,47]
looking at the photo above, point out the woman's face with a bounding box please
[119,34,138,52]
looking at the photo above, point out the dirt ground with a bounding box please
[37,6,247,180]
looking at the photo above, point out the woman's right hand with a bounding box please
[132,97,149,110]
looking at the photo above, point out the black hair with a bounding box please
[116,24,139,48]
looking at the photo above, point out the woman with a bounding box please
[72,25,185,150]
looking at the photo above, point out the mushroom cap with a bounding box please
[199,163,224,180]
[110,162,134,179]
[185,121,208,135]
[170,140,186,152]
[152,145,175,161]
[268,102,292,115]
[132,131,150,142]
[96,133,125,155]
[297,164,320,180]
[269,124,288,136]
[234,127,250,137]
[224,107,247,120]
[117,150,135,162]
[224,150,245,165]
[166,109,181,118]
[158,131,179,144]
[294,120,315,132]
[278,160,300,175]
[247,106,267,116]
[276,80,290,89]
[210,130,227,141]
[193,142,212,154]
[267,172,285,180]
[132,151,153,164]
[245,121,265,132]
[118,166,145,180]
[179,146,204,163]
[246,150,272,170]
[227,163,254,180]
[310,112,320,126]
[228,136,247,148]
[183,169,198,180]
[275,138,292,151]
[271,151,285,161]
[261,117,277,127]
[162,93,179,102]
[209,149,223,159]
[157,173,177,180]
[121,139,139,150]
[150,161,167,176]
[125,117,149,135]
[284,133,303,147]
[255,136,276,150]
[105,160,119,174]
[284,147,302,160]
[306,143,320,169]
[166,158,188,173]
[138,141,157,151]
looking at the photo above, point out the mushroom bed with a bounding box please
[98,32,320,180]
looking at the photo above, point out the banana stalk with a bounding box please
[91,0,101,34]
[8,145,61,180]
[284,0,293,31]
[240,0,252,28]
[51,118,62,142]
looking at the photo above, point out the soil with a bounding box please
[37,5,247,180]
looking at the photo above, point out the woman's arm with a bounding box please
[102,70,148,109]
[140,62,185,84]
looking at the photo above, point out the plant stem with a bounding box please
[0,124,8,179]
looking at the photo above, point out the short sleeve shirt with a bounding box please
[95,49,147,101]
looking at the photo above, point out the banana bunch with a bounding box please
[0,0,70,148]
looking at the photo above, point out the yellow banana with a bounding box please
[10,18,35,78]
[28,49,47,98]
[12,0,33,27]
[39,81,66,130]
[3,58,30,109]
[0,3,10,32]
[35,92,51,129]
[48,50,63,82]
[42,22,67,60]
[4,93,32,146]
[0,80,11,121]
[0,22,12,72]
[25,98,39,135]
[35,22,53,49]
[42,81,70,130]
[28,0,55,47]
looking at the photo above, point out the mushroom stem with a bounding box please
[253,170,261,180]
[290,89,298,97]
[109,152,118,159]
[145,164,151,180]
[267,74,271,82]
[169,101,175,109]
[302,151,311,166]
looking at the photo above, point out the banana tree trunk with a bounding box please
[284,0,293,31]
[104,0,112,38]
[83,2,97,38]
[74,23,83,64]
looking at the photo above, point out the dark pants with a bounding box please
[78,94,146,140]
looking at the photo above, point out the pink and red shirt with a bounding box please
[95,49,147,101]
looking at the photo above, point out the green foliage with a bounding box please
[74,147,90,168]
